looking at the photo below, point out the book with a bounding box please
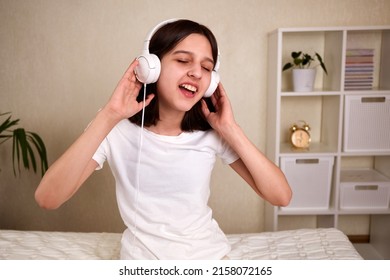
[344,48,374,90]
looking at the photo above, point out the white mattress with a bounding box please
[0,228,362,260]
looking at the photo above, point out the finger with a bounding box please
[201,99,211,117]
[216,83,227,98]
[129,81,142,95]
[123,59,139,80]
[144,94,155,106]
[210,93,219,110]
[215,83,232,107]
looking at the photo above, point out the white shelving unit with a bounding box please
[265,26,390,259]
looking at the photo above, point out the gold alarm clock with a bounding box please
[290,121,311,149]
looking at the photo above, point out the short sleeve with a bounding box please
[218,139,239,165]
[92,137,109,170]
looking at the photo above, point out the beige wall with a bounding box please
[1,0,389,234]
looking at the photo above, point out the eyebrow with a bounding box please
[171,50,214,65]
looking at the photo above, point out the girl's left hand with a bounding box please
[201,83,236,134]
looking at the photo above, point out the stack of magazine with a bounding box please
[344,48,374,90]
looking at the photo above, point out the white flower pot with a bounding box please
[292,68,316,92]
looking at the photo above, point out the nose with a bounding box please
[187,64,202,79]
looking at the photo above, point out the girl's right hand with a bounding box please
[103,59,155,122]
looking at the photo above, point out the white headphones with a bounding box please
[135,19,220,98]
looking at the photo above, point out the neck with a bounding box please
[149,111,185,136]
[148,122,183,136]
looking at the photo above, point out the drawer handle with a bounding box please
[361,97,386,103]
[295,159,319,164]
[354,185,379,191]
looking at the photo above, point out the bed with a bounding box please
[0,227,362,260]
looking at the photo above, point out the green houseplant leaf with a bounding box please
[282,51,328,74]
[1,112,48,177]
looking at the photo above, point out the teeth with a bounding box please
[180,84,197,93]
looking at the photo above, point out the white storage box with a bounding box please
[343,95,390,152]
[280,156,334,210]
[340,169,390,210]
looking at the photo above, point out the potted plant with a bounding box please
[282,51,327,92]
[0,112,48,177]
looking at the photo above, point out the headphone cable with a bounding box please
[131,84,147,253]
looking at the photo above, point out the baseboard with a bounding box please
[347,234,370,243]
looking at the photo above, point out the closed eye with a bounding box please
[177,59,189,64]
[176,59,212,72]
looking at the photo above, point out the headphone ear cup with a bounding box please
[135,53,161,84]
[203,70,220,98]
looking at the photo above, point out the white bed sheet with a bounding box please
[0,228,362,260]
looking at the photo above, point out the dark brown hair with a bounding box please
[129,19,218,131]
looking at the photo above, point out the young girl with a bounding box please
[35,19,291,259]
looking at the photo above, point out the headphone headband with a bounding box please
[142,18,182,52]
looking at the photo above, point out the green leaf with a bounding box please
[13,128,29,174]
[28,132,48,176]
[12,128,40,176]
[12,129,21,176]
[20,129,29,169]
[315,53,328,75]
[283,51,327,74]
[25,136,37,173]
[0,134,12,146]
[282,62,293,71]
[292,51,301,59]
[293,58,303,66]
[0,114,19,134]
[2,112,48,177]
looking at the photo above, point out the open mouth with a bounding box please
[179,83,198,95]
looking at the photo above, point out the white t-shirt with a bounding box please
[92,119,239,259]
